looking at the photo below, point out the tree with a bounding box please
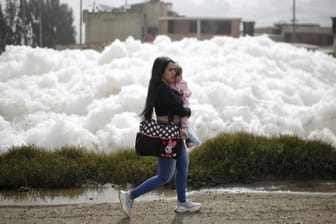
[18,0,30,45]
[55,2,76,45]
[26,0,43,47]
[0,4,10,52]
[0,6,6,52]
[2,0,76,49]
[28,0,75,47]
[4,0,21,45]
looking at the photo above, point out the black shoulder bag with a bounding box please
[135,115,183,159]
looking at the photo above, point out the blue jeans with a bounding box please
[130,141,189,203]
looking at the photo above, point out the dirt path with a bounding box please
[1,192,336,224]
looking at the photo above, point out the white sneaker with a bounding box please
[175,201,201,213]
[119,190,133,217]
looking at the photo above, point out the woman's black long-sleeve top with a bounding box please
[154,81,191,117]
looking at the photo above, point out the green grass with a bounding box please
[0,145,157,189]
[0,132,335,190]
[188,132,336,188]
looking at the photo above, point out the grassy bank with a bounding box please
[0,132,335,190]
[189,132,336,188]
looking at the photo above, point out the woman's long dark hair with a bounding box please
[141,57,175,120]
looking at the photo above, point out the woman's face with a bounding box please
[161,62,176,84]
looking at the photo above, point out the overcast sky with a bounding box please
[1,0,335,43]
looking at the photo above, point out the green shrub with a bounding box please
[0,145,58,188]
[188,132,336,188]
[0,133,335,190]
[0,145,157,189]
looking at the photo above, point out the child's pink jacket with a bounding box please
[170,80,191,130]
[170,80,191,107]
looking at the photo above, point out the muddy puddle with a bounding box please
[1,181,336,206]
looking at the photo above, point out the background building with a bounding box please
[159,17,241,40]
[83,0,177,43]
[255,23,333,46]
[83,0,241,44]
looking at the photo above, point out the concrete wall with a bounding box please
[143,2,169,26]
[231,20,241,37]
[83,1,171,43]
[84,12,143,43]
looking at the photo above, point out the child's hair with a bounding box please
[174,63,183,76]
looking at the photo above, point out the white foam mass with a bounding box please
[1,35,336,153]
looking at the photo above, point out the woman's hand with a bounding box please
[179,89,184,96]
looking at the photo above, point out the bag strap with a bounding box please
[168,112,173,124]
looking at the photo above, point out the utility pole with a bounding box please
[292,0,296,43]
[80,0,82,44]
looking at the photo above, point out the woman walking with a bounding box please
[119,56,201,217]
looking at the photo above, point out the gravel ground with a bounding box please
[1,191,336,224]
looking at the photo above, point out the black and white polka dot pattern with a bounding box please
[139,119,180,138]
